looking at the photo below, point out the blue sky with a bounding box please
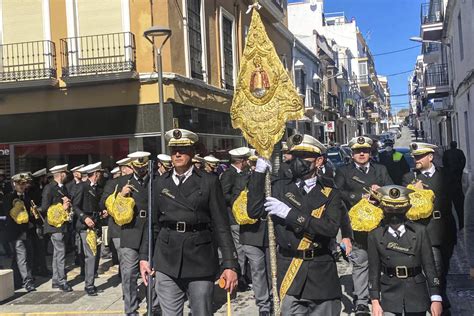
[288,0,424,112]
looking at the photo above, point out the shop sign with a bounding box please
[324,121,335,132]
[0,145,9,156]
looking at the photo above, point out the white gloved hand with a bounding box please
[264,197,291,219]
[255,157,272,173]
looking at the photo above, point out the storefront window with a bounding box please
[14,138,129,173]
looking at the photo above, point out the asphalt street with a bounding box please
[0,127,473,315]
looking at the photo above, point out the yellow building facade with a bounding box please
[0,0,294,175]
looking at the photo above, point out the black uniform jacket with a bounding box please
[74,180,102,231]
[233,171,268,247]
[99,178,121,241]
[220,166,240,225]
[1,191,34,241]
[41,181,70,234]
[402,168,456,247]
[139,168,238,279]
[248,171,343,301]
[335,163,393,249]
[368,221,440,313]
[99,174,149,250]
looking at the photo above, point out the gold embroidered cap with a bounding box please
[410,142,437,156]
[376,185,414,210]
[348,136,373,149]
[192,154,204,163]
[128,151,151,168]
[288,134,326,155]
[204,155,220,166]
[165,129,199,147]
[12,172,32,183]
[157,154,172,168]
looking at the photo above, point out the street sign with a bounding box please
[324,121,335,132]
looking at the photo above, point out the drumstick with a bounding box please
[219,278,231,316]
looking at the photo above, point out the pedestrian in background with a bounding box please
[443,141,466,230]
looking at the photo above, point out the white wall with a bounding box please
[446,0,474,184]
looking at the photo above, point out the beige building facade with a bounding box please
[0,0,294,175]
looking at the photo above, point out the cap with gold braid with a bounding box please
[376,185,414,211]
[12,172,31,184]
[410,142,437,156]
[128,151,151,168]
[348,136,373,149]
[192,154,204,163]
[165,129,199,147]
[288,134,326,155]
[204,155,220,166]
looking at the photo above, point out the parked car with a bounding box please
[327,146,351,168]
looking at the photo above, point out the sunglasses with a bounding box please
[353,148,371,154]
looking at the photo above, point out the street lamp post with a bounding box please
[144,26,172,154]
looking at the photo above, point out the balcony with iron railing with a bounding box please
[424,63,449,96]
[310,90,321,110]
[357,75,375,94]
[0,40,57,90]
[421,0,443,40]
[60,32,137,85]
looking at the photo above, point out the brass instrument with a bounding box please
[30,200,45,223]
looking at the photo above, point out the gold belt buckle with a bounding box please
[396,266,408,279]
[432,211,441,219]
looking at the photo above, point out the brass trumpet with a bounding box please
[30,200,45,223]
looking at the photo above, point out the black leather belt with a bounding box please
[382,265,422,278]
[160,221,210,233]
[279,247,328,260]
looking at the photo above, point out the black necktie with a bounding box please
[299,182,306,196]
[394,230,401,239]
[423,172,431,178]
[359,166,367,174]
[177,175,185,187]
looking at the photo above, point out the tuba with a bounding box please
[9,198,29,224]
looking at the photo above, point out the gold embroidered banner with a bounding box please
[231,9,303,159]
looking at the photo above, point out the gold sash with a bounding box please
[279,188,331,301]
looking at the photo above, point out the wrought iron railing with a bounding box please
[0,40,56,82]
[424,63,448,87]
[60,32,136,77]
[421,0,443,25]
[357,75,373,87]
[310,90,321,109]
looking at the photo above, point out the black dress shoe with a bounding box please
[59,283,73,292]
[85,286,98,296]
[24,281,36,292]
[52,283,60,289]
[259,312,271,316]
